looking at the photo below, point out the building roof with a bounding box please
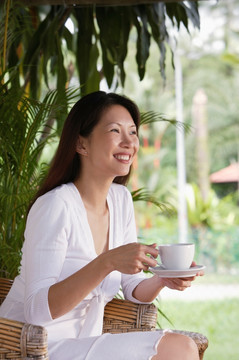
[210,163,239,183]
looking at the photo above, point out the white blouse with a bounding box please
[0,182,149,344]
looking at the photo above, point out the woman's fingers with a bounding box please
[157,260,204,291]
[191,261,204,276]
[161,277,193,291]
[138,244,158,267]
[109,243,158,274]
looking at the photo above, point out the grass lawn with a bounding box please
[195,273,239,285]
[157,298,239,360]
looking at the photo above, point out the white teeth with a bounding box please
[114,155,130,160]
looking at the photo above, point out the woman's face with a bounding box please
[79,105,139,181]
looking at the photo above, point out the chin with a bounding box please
[118,169,130,176]
[113,164,132,178]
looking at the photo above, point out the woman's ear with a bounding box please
[76,136,88,156]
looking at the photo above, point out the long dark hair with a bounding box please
[30,91,140,207]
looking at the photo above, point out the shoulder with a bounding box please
[29,183,77,217]
[109,182,132,197]
[108,183,133,207]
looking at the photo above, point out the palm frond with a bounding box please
[0,75,80,278]
[140,111,191,133]
[153,298,174,328]
[131,188,175,215]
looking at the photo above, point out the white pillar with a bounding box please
[175,49,188,243]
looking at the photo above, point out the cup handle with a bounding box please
[150,251,164,268]
[157,247,166,268]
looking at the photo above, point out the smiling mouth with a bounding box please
[114,154,131,161]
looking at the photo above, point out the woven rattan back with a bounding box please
[103,297,157,333]
[0,278,49,359]
[0,279,13,305]
[0,318,49,359]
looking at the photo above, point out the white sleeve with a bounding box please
[120,188,150,304]
[23,194,69,325]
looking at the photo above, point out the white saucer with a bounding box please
[149,265,205,278]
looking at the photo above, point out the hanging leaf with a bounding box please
[62,25,73,52]
[146,4,168,80]
[165,2,200,31]
[1,3,200,100]
[181,1,200,30]
[23,6,70,96]
[96,7,118,87]
[56,35,67,104]
[96,6,131,88]
[114,7,131,86]
[131,5,151,81]
[28,56,40,99]
[23,11,50,89]
[74,6,99,96]
[84,41,101,94]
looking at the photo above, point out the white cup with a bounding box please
[158,243,195,270]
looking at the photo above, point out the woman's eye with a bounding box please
[110,128,119,133]
[130,130,138,135]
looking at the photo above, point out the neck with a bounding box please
[74,175,112,214]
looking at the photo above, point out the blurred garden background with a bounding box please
[0,0,239,359]
[126,2,239,358]
[125,2,239,358]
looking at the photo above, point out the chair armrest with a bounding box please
[170,329,208,360]
[103,299,208,360]
[0,317,48,359]
[103,298,158,333]
[0,278,13,305]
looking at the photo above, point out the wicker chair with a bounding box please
[0,278,208,359]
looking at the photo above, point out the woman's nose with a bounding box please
[120,133,133,147]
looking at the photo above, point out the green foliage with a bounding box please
[122,1,239,197]
[0,2,199,98]
[136,181,239,273]
[74,7,100,94]
[186,183,239,229]
[186,183,218,228]
[131,188,175,215]
[0,1,202,280]
[0,74,79,278]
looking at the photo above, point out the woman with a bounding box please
[0,91,202,360]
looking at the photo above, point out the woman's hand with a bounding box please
[159,276,196,291]
[132,260,204,302]
[105,243,158,274]
[160,261,204,291]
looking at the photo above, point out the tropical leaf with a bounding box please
[116,8,131,86]
[1,3,200,99]
[140,111,191,133]
[146,4,168,80]
[131,5,151,81]
[23,6,70,96]
[181,1,200,29]
[165,1,200,31]
[131,188,175,215]
[74,6,100,95]
[0,73,79,278]
[96,6,131,88]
